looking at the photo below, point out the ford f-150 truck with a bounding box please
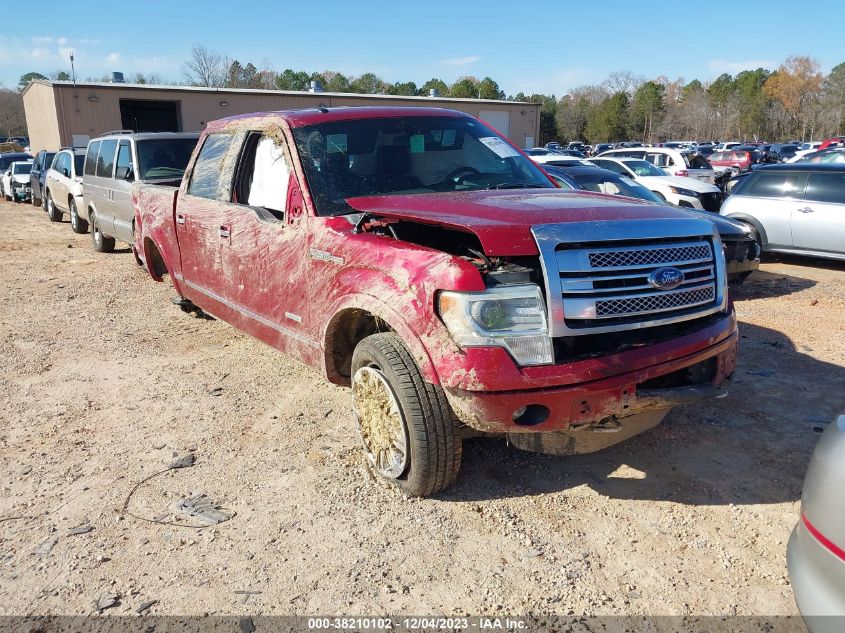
[132,107,738,497]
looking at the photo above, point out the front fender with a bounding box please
[322,291,445,386]
[723,212,768,246]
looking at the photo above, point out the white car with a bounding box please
[2,160,34,202]
[788,143,824,163]
[595,146,716,184]
[589,157,723,211]
[530,155,596,167]
[714,142,742,152]
[45,148,87,232]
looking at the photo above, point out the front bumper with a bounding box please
[788,521,845,632]
[12,184,31,200]
[725,238,761,281]
[444,318,737,433]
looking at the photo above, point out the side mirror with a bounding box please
[62,168,70,178]
[116,165,134,181]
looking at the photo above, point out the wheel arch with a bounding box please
[322,297,439,388]
[142,235,171,282]
[722,212,768,246]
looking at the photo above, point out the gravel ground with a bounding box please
[1,200,844,618]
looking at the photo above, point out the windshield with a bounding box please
[12,163,32,175]
[291,115,554,216]
[684,154,711,169]
[0,154,29,169]
[136,138,198,180]
[572,171,664,203]
[622,160,667,177]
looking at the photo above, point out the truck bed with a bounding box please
[132,181,182,283]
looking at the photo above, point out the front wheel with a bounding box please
[351,333,461,497]
[90,212,115,253]
[69,198,88,234]
[46,192,62,222]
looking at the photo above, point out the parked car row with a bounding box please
[528,151,844,266]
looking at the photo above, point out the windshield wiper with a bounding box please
[488,182,537,190]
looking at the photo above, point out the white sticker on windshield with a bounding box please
[478,136,519,158]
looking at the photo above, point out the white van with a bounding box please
[82,131,199,252]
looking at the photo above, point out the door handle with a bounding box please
[797,207,814,213]
[175,213,186,225]
[218,226,230,239]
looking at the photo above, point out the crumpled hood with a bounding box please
[12,175,29,184]
[345,189,697,256]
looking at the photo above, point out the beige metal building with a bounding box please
[22,80,540,153]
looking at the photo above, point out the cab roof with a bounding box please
[757,163,845,172]
[214,106,474,129]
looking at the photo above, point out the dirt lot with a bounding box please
[1,200,844,618]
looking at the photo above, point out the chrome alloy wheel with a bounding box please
[352,366,410,479]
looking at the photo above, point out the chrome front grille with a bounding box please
[595,285,716,317]
[588,243,711,268]
[531,219,728,337]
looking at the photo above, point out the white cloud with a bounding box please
[29,47,53,60]
[105,52,122,65]
[442,55,481,66]
[707,58,777,76]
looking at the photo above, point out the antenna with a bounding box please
[70,52,76,87]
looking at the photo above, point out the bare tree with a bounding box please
[602,70,645,96]
[0,89,27,137]
[184,45,228,87]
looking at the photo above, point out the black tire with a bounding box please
[351,332,461,497]
[69,198,88,234]
[46,192,62,222]
[653,191,667,202]
[90,212,115,253]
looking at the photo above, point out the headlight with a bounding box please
[669,186,700,198]
[438,284,553,366]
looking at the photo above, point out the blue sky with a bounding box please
[1,0,842,94]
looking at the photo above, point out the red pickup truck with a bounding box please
[133,107,737,496]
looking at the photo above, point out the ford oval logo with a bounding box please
[648,267,685,290]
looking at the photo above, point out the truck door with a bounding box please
[176,132,239,317]
[218,132,315,360]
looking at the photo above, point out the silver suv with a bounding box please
[82,131,199,252]
[720,164,845,261]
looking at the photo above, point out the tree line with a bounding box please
[184,45,506,99]
[531,57,844,145]
[182,48,844,143]
[4,48,843,143]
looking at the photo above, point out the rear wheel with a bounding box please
[46,192,62,222]
[351,333,461,497]
[90,212,115,253]
[69,198,88,234]
[32,187,41,207]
